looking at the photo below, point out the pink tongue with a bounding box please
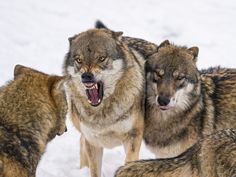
[87,88,99,105]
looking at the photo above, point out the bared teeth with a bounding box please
[84,83,94,87]
[84,83,95,89]
[85,83,98,90]
[85,81,103,106]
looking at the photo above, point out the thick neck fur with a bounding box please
[66,46,144,128]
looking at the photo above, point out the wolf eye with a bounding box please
[177,76,185,80]
[176,75,187,88]
[99,56,107,62]
[177,74,186,81]
[74,56,82,63]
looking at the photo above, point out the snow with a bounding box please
[0,0,236,176]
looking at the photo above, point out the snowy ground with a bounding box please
[0,0,236,176]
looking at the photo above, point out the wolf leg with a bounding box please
[84,140,103,177]
[80,135,89,168]
[123,111,144,163]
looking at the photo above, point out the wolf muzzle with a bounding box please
[81,72,95,83]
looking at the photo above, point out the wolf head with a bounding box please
[14,65,68,137]
[64,28,127,107]
[145,40,200,113]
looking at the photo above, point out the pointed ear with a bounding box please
[68,35,78,46]
[158,40,170,50]
[188,47,199,62]
[14,64,28,78]
[95,20,108,29]
[113,31,123,41]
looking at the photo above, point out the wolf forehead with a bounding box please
[68,29,124,59]
[146,44,199,74]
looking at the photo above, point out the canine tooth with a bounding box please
[95,84,98,89]
[98,99,101,103]
[88,100,92,104]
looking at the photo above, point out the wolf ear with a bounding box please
[188,47,199,62]
[95,20,108,29]
[14,65,31,78]
[157,40,170,50]
[113,31,123,41]
[68,35,78,46]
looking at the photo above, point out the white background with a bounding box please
[0,0,236,176]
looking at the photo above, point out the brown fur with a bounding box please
[0,65,68,177]
[115,129,236,177]
[122,36,158,58]
[63,28,145,177]
[144,41,236,158]
[94,20,158,59]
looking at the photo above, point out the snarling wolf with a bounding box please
[63,28,145,177]
[115,129,236,177]
[144,40,236,158]
[0,65,68,177]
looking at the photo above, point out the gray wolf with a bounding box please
[63,28,145,177]
[115,129,236,177]
[144,40,236,158]
[0,65,68,177]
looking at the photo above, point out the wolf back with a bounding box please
[115,129,236,177]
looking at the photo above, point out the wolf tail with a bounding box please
[95,20,108,29]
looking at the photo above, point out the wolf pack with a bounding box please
[0,20,236,177]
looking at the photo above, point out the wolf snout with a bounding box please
[157,95,170,106]
[81,72,95,83]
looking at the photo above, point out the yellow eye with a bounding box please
[99,56,106,62]
[74,55,82,63]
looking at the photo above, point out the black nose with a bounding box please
[81,72,95,83]
[157,95,170,106]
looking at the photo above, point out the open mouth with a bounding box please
[159,105,172,111]
[84,81,103,106]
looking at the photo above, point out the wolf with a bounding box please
[0,65,68,177]
[144,40,236,158]
[63,28,145,177]
[115,128,236,177]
